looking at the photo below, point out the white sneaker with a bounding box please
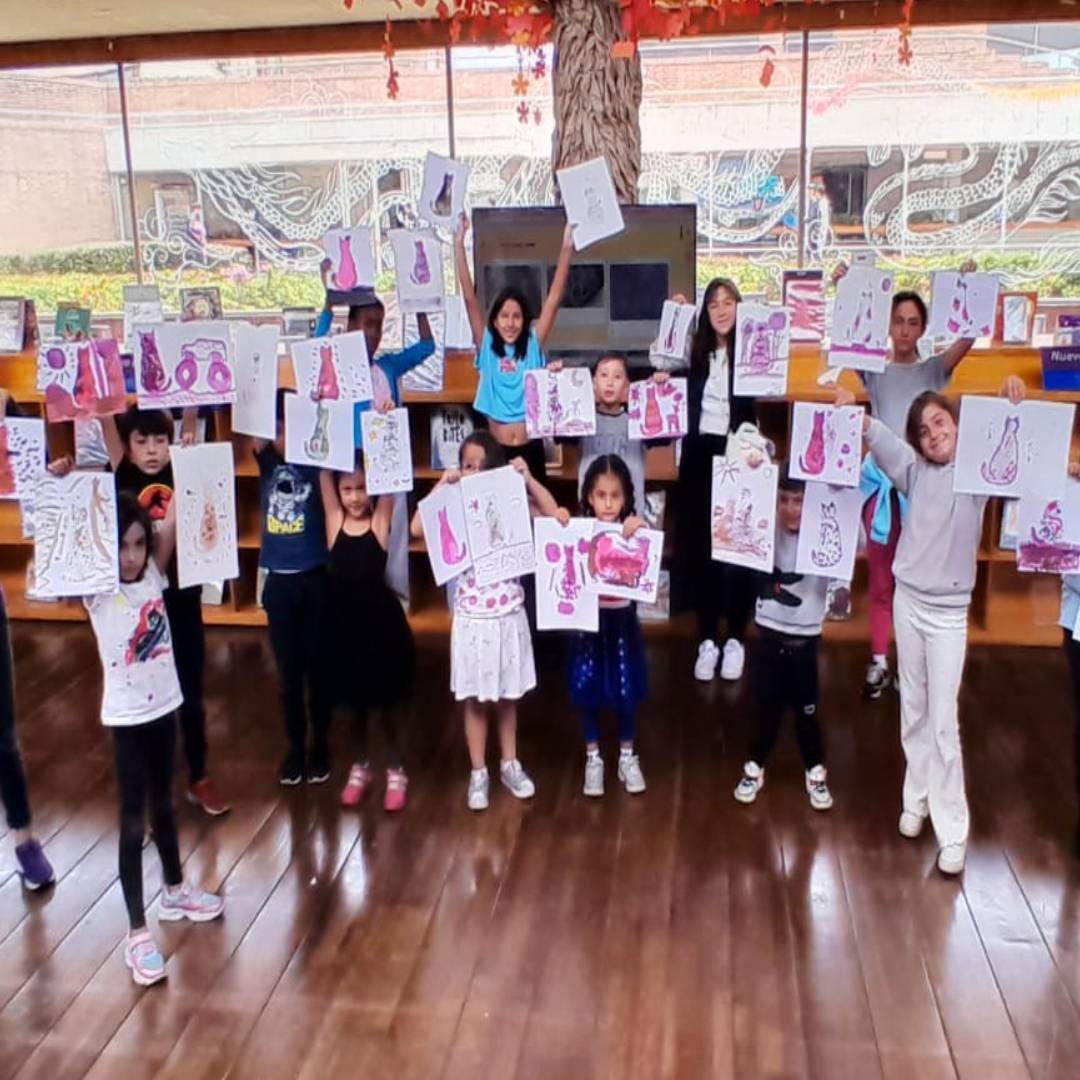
[694,639,720,682]
[864,661,890,700]
[500,759,535,800]
[734,761,764,804]
[467,767,489,811]
[617,752,646,794]
[937,843,966,875]
[898,810,925,838]
[583,754,604,797]
[720,639,745,681]
[805,765,833,811]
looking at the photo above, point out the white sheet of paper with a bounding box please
[443,294,474,350]
[928,272,1000,341]
[74,418,110,469]
[232,323,280,439]
[0,417,45,501]
[828,267,894,373]
[460,465,535,587]
[284,393,355,472]
[171,443,239,590]
[628,377,687,440]
[655,301,696,361]
[534,516,598,631]
[795,482,863,581]
[418,481,472,586]
[401,309,446,394]
[33,472,119,598]
[360,408,414,495]
[556,157,625,251]
[524,368,597,439]
[789,403,864,488]
[710,458,778,573]
[583,523,664,604]
[734,302,791,397]
[322,226,375,290]
[419,152,470,229]
[1017,482,1080,573]
[1001,294,1035,345]
[122,285,163,350]
[290,330,373,403]
[389,228,445,315]
[138,322,236,408]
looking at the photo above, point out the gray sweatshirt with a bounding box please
[755,527,831,637]
[577,409,646,517]
[865,418,987,607]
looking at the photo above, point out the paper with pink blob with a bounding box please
[534,516,598,631]
[628,377,687,440]
[928,272,1000,342]
[789,403,864,489]
[418,481,472,587]
[582,523,664,604]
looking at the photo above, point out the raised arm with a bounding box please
[454,214,485,351]
[535,224,574,348]
[154,497,177,573]
[371,491,395,550]
[511,456,563,519]
[180,407,198,446]
[319,469,343,545]
[863,417,916,495]
[101,413,125,471]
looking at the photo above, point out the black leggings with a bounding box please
[1062,630,1080,811]
[163,585,207,783]
[0,591,32,832]
[349,704,403,770]
[113,714,183,931]
[750,632,825,770]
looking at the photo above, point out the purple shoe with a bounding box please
[15,839,55,891]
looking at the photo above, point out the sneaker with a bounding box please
[694,639,720,682]
[617,752,646,794]
[583,754,605,798]
[467,767,489,812]
[384,768,408,813]
[937,843,966,875]
[864,662,890,700]
[306,749,330,785]
[499,759,536,800]
[124,930,167,987]
[898,810,925,839]
[720,639,745,681]
[278,751,304,786]
[15,839,55,891]
[341,763,371,808]
[186,777,231,817]
[805,765,833,811]
[734,761,765,804]
[159,881,225,923]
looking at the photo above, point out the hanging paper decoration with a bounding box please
[898,0,916,66]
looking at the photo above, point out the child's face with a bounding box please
[778,488,804,533]
[706,287,738,339]
[349,306,385,361]
[119,522,149,583]
[593,358,629,409]
[338,469,372,518]
[916,402,957,464]
[588,471,626,523]
[128,431,170,474]
[890,300,925,357]
[460,443,487,474]
[494,298,524,345]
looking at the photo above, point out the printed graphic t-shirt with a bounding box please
[255,444,326,573]
[473,327,546,423]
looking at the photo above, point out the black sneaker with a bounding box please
[307,749,330,785]
[279,751,305,786]
[863,662,890,700]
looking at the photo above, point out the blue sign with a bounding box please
[1041,346,1080,391]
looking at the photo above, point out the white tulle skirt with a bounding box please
[450,608,537,703]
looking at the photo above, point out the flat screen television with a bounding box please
[472,204,697,363]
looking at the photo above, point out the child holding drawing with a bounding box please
[410,432,566,811]
[84,494,223,987]
[1059,468,1080,854]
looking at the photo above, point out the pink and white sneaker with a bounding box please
[384,768,408,813]
[158,882,224,923]
[341,763,372,808]
[124,930,167,987]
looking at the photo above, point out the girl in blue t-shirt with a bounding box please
[454,212,573,480]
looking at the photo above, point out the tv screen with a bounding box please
[546,263,605,309]
[609,264,669,322]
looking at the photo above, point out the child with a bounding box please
[572,454,648,797]
[733,467,833,812]
[848,375,1025,875]
[319,450,414,812]
[1059,465,1080,855]
[84,494,223,987]
[454,213,573,481]
[410,432,565,810]
[102,406,228,816]
[254,390,331,785]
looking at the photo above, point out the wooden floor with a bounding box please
[1,624,1080,1080]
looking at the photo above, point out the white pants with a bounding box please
[893,584,970,849]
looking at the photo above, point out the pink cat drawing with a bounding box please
[799,410,827,476]
[333,235,358,291]
[980,415,1020,486]
[438,506,467,567]
[410,240,431,287]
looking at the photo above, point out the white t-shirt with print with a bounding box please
[84,562,183,727]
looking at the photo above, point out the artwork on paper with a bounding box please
[442,294,474,350]
[783,270,825,344]
[710,458,778,573]
[928,272,1000,341]
[583,523,664,605]
[0,298,26,354]
[556,157,625,252]
[179,287,222,322]
[789,403,864,488]
[32,472,119,598]
[389,229,445,315]
[419,152,470,229]
[401,309,446,394]
[1016,484,1080,573]
[655,301,696,361]
[534,516,598,632]
[284,393,356,472]
[360,408,414,495]
[954,397,1075,498]
[322,227,375,292]
[733,302,791,397]
[418,481,472,587]
[37,338,127,422]
[291,331,372,404]
[54,304,91,341]
[74,418,110,469]
[136,322,236,408]
[122,285,163,349]
[524,368,597,439]
[795,482,863,582]
[828,267,894,373]
[637,569,671,622]
[171,443,239,589]
[430,405,474,470]
[232,323,281,440]
[628,377,687,440]
[460,465,536,587]
[995,292,1038,346]
[0,417,45,500]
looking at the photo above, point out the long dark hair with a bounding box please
[459,430,506,472]
[487,287,532,362]
[117,492,154,580]
[689,277,742,379]
[905,390,959,456]
[580,454,636,521]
